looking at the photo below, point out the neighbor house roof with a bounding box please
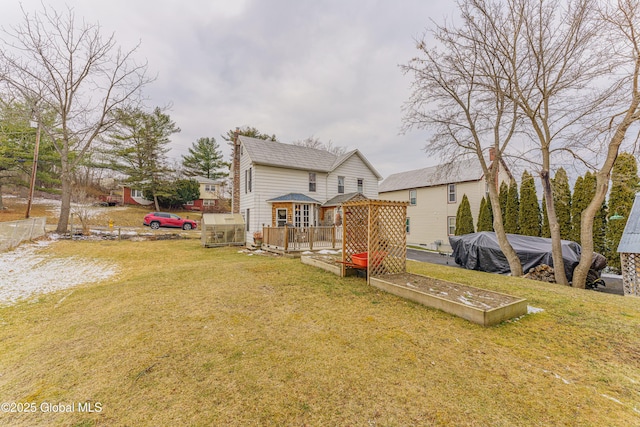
[192,175,225,185]
[266,193,322,204]
[322,192,369,207]
[240,136,382,179]
[379,158,486,193]
[617,193,640,253]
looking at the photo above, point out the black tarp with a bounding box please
[449,232,604,282]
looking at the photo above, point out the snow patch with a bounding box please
[0,240,118,306]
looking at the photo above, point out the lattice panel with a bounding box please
[342,203,369,266]
[620,253,640,296]
[342,200,408,281]
[368,203,407,278]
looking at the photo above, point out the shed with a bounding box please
[617,193,640,296]
[201,213,245,247]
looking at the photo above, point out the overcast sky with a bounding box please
[2,1,458,180]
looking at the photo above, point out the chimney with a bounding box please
[232,127,240,214]
[489,147,496,161]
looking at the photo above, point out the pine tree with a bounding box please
[606,153,639,269]
[504,180,519,234]
[552,168,572,240]
[182,137,228,179]
[477,196,494,232]
[594,201,607,255]
[102,106,180,211]
[455,194,475,235]
[570,175,586,243]
[518,170,541,236]
[499,181,509,222]
[571,172,598,245]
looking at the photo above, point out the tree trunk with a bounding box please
[154,194,160,211]
[573,173,609,288]
[0,184,4,210]
[541,170,570,286]
[487,171,523,276]
[56,172,72,233]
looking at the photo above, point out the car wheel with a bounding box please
[150,221,160,230]
[182,223,192,230]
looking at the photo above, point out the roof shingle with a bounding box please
[379,158,484,193]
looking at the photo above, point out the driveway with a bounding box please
[407,248,624,296]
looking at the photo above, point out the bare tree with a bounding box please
[0,5,151,233]
[402,1,529,276]
[292,136,348,156]
[496,0,611,286]
[572,0,640,288]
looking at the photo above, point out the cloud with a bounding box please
[2,0,455,178]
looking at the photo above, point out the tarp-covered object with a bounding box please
[449,231,604,283]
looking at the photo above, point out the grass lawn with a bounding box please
[0,239,639,426]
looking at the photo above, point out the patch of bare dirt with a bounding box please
[379,272,522,309]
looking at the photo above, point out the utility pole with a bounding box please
[25,120,41,219]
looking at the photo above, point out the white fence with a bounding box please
[0,217,47,252]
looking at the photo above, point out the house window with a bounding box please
[248,168,252,192]
[448,183,456,203]
[131,189,143,198]
[357,178,364,193]
[276,208,288,227]
[246,209,250,232]
[309,172,316,192]
[203,199,215,207]
[185,200,194,206]
[409,189,417,206]
[205,184,216,192]
[294,204,310,228]
[406,217,410,234]
[448,216,456,235]
[338,176,345,194]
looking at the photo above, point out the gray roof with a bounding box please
[379,158,485,193]
[322,192,369,207]
[266,193,321,204]
[193,175,225,184]
[617,193,640,253]
[240,136,382,179]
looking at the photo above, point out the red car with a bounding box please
[143,212,198,230]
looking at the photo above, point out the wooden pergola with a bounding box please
[341,199,409,282]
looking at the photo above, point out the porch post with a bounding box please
[284,224,289,251]
[332,225,336,249]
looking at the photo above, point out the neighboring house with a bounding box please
[184,176,229,212]
[122,186,153,206]
[379,153,512,251]
[231,136,382,243]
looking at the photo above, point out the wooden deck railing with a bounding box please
[263,225,342,251]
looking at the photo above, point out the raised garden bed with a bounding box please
[370,273,527,326]
[301,254,356,277]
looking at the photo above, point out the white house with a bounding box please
[231,136,382,243]
[379,154,512,251]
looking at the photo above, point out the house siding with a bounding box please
[329,155,379,200]
[238,140,380,244]
[381,166,510,251]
